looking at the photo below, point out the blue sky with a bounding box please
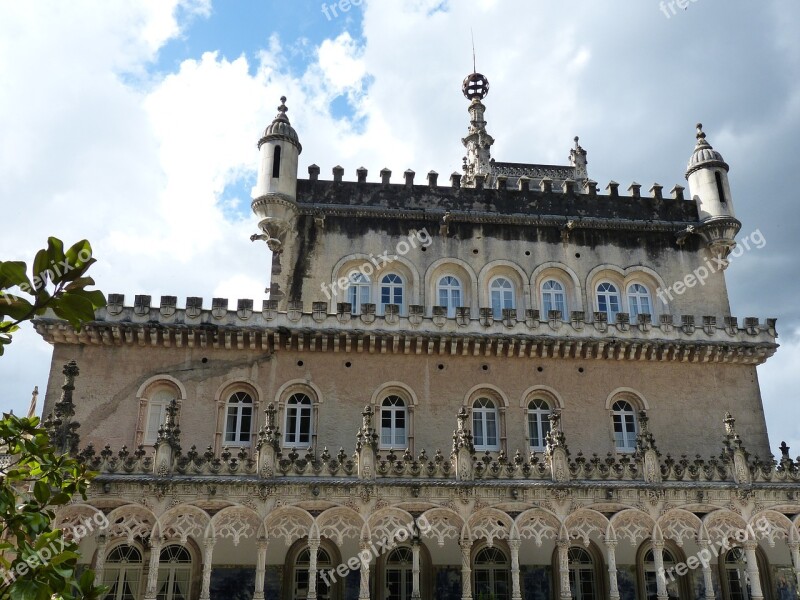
[1,0,799,454]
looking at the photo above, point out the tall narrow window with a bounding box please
[381,274,404,314]
[627,283,652,318]
[612,400,638,451]
[596,282,621,321]
[567,547,599,600]
[293,547,332,600]
[438,275,462,318]
[284,393,313,447]
[473,547,510,600]
[541,279,567,316]
[527,399,552,451]
[224,391,253,445]
[715,171,727,204]
[103,545,142,600]
[156,545,192,600]
[380,396,407,448]
[272,145,282,178]
[348,272,371,314]
[723,548,752,600]
[472,398,499,451]
[385,547,414,600]
[489,277,515,319]
[643,547,682,600]
[144,389,174,444]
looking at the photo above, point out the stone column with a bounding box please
[199,538,215,600]
[605,539,620,600]
[144,537,163,600]
[790,542,800,596]
[699,541,717,600]
[308,538,320,600]
[359,539,371,600]
[93,534,108,587]
[253,537,268,600]
[460,540,473,600]
[652,541,668,600]
[743,540,764,600]
[411,539,421,600]
[509,539,522,600]
[557,540,571,600]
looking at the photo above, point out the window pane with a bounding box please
[486,412,497,446]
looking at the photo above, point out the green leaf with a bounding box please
[32,249,50,291]
[46,237,65,268]
[32,481,50,505]
[0,261,33,290]
[0,296,34,321]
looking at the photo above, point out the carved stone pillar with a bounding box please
[460,540,473,600]
[411,539,421,600]
[509,539,522,600]
[199,538,215,600]
[359,539,371,600]
[253,537,268,600]
[557,540,571,600]
[699,541,717,600]
[652,541,668,600]
[743,540,764,600]
[93,534,108,587]
[605,539,620,600]
[308,538,320,600]
[144,536,163,600]
[790,542,800,596]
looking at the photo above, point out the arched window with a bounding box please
[472,398,499,451]
[642,547,682,599]
[223,391,253,445]
[596,282,621,320]
[541,279,567,316]
[156,545,192,600]
[527,399,552,451]
[381,274,404,314]
[721,547,770,600]
[284,393,313,447]
[348,272,371,314]
[627,283,652,319]
[103,544,143,600]
[385,546,414,600]
[473,547,509,600]
[568,547,599,600]
[612,400,638,452]
[293,547,333,600]
[380,396,407,448]
[437,275,462,318]
[272,145,281,178]
[489,277,515,319]
[144,388,175,445]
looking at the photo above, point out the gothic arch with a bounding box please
[364,507,416,546]
[264,506,315,546]
[419,507,463,547]
[208,505,261,546]
[514,508,561,548]
[315,506,365,545]
[105,504,157,544]
[750,510,797,546]
[565,509,610,547]
[703,509,749,544]
[466,508,514,546]
[657,509,702,547]
[54,504,108,543]
[154,505,210,544]
[609,509,656,547]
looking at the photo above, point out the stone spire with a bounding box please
[569,136,588,181]
[43,361,81,455]
[460,72,494,188]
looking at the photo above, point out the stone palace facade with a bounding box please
[32,70,800,600]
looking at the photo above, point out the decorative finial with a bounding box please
[574,136,580,146]
[278,96,288,116]
[696,123,706,141]
[462,72,489,101]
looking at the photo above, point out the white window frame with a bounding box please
[473,546,510,600]
[103,544,143,600]
[380,395,407,449]
[223,391,253,446]
[380,273,404,315]
[489,277,515,319]
[144,389,174,445]
[348,271,371,314]
[284,393,314,448]
[472,398,500,451]
[438,275,462,318]
[156,545,192,600]
[596,281,621,321]
[612,400,638,452]
[541,279,567,317]
[626,283,652,318]
[567,547,599,600]
[527,399,551,451]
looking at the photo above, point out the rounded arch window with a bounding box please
[568,547,599,600]
[385,547,414,600]
[437,275,462,317]
[596,281,621,320]
[489,277,515,319]
[380,273,405,314]
[527,398,552,450]
[144,386,178,445]
[474,546,509,600]
[721,547,770,600]
[224,391,253,445]
[380,395,407,449]
[156,544,192,600]
[348,271,371,314]
[284,393,313,447]
[627,283,652,318]
[472,398,499,451]
[612,400,638,451]
[294,547,333,600]
[541,279,567,317]
[103,544,143,600]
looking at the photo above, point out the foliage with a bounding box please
[0,238,106,355]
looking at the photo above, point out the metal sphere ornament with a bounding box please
[462,72,489,101]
